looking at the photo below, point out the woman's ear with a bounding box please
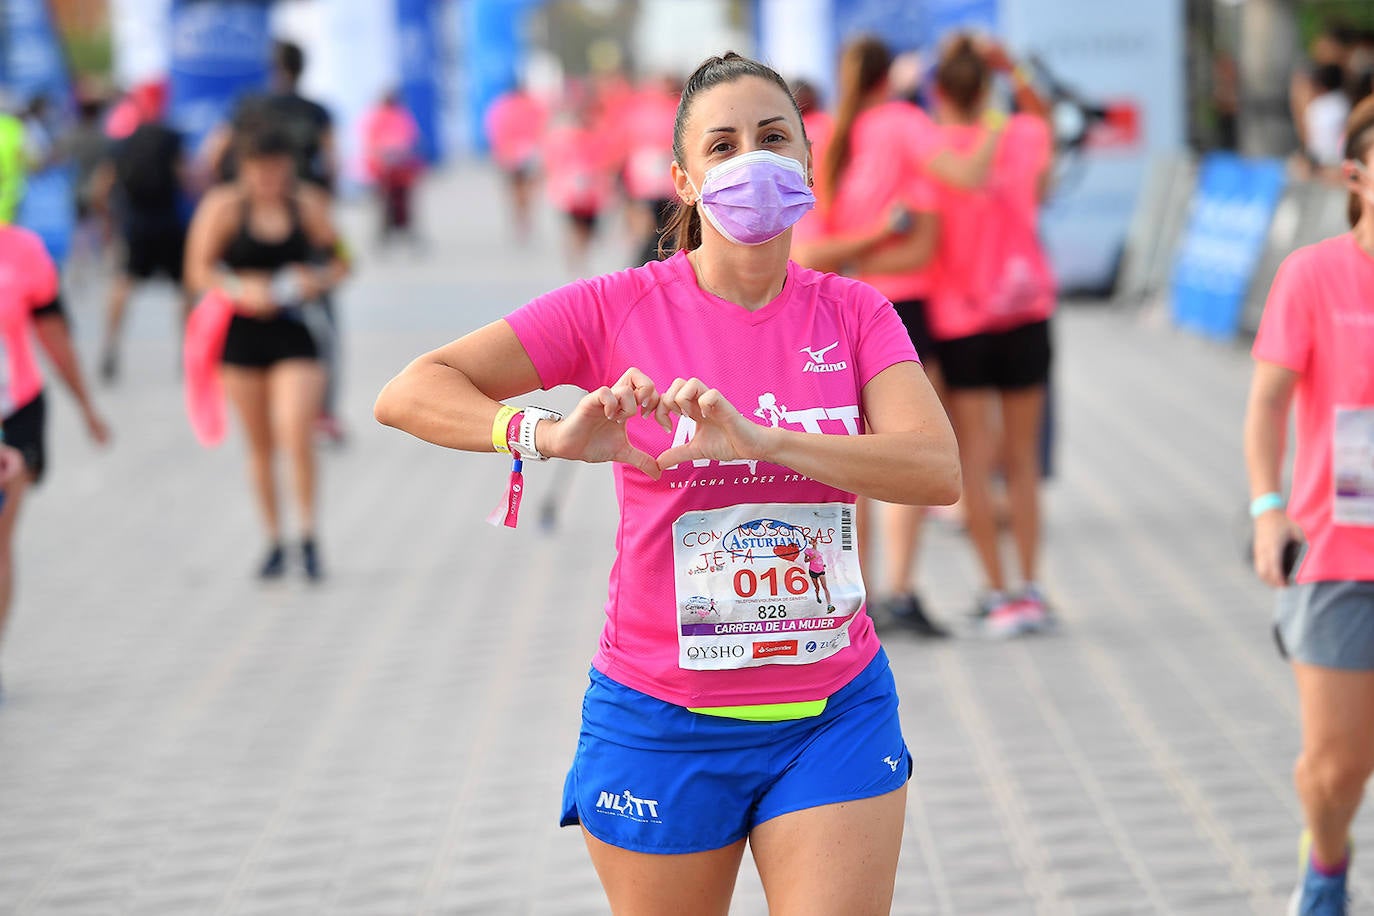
[671,160,695,205]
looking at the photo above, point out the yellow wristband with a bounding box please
[982,108,1008,132]
[492,405,520,454]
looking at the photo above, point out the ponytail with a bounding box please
[1343,96,1374,228]
[821,36,892,204]
[935,34,991,116]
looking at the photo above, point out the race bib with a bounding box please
[1334,407,1374,526]
[672,502,864,671]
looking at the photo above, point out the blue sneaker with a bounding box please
[1289,831,1349,915]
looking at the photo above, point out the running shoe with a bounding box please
[1013,586,1054,634]
[301,538,323,583]
[872,593,950,639]
[258,543,285,580]
[982,596,1028,639]
[1289,831,1350,916]
[315,414,347,447]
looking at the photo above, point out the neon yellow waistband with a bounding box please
[688,698,828,722]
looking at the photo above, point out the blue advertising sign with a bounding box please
[463,0,541,155]
[2,0,75,259]
[832,0,928,53]
[1170,153,1287,340]
[17,165,74,262]
[397,0,441,163]
[168,0,271,156]
[927,0,999,39]
[2,0,71,101]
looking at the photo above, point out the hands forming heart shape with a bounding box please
[541,367,770,480]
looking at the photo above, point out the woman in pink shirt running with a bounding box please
[0,226,110,698]
[1246,96,1374,913]
[377,52,960,913]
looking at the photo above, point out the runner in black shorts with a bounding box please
[0,226,110,699]
[925,36,1057,637]
[184,126,348,582]
[98,99,192,383]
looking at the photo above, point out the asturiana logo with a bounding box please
[596,789,661,823]
[800,341,848,373]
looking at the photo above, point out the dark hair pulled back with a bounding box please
[822,36,892,203]
[659,51,806,257]
[1344,96,1374,227]
[935,34,991,115]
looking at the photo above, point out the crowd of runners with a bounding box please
[0,20,1367,916]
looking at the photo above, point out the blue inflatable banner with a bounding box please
[2,0,76,259]
[168,0,271,157]
[464,0,541,154]
[927,0,999,40]
[397,0,441,163]
[1170,153,1287,340]
[832,0,926,52]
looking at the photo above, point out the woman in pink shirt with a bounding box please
[361,90,422,248]
[802,533,834,612]
[1245,96,1374,913]
[542,94,617,274]
[377,52,959,912]
[0,226,110,698]
[484,84,547,242]
[924,36,1056,637]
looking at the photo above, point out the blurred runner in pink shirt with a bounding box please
[623,75,682,266]
[543,91,618,275]
[924,35,1056,637]
[0,225,110,698]
[484,83,547,242]
[362,90,423,248]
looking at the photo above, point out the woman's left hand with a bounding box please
[655,378,769,471]
[295,266,328,302]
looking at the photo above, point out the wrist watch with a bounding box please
[516,406,563,461]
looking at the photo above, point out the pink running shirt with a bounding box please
[0,226,58,419]
[542,121,616,214]
[1253,234,1374,583]
[804,545,826,574]
[621,87,678,202]
[926,113,1055,341]
[505,252,918,707]
[485,90,547,171]
[824,101,938,303]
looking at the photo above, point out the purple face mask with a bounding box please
[690,150,815,246]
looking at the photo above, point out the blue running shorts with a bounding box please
[559,648,912,854]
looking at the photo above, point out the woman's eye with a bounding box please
[711,141,732,154]
[764,132,786,143]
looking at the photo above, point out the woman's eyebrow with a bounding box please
[703,115,788,136]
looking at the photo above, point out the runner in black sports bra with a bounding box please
[220,197,319,368]
[184,125,348,582]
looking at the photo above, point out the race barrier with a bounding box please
[1117,151,1346,340]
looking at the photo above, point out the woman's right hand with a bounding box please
[1253,510,1303,588]
[541,368,667,478]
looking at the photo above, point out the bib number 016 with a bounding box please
[734,567,810,598]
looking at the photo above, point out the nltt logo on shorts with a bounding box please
[596,789,662,824]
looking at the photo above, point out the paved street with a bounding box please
[0,163,1350,915]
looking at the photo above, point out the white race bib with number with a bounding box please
[672,502,864,671]
[1334,407,1374,526]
